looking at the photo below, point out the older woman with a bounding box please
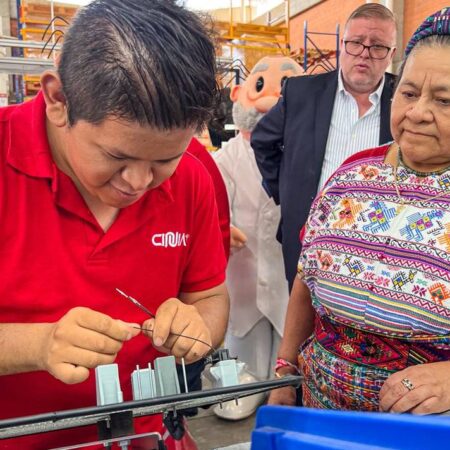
[270,7,450,415]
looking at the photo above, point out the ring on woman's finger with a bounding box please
[401,377,415,391]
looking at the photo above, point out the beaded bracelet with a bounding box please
[274,357,301,375]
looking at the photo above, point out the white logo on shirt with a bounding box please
[151,232,190,248]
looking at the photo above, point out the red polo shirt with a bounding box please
[0,94,226,449]
[187,137,230,260]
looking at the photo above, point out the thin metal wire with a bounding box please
[116,288,155,318]
[116,288,216,353]
[181,357,188,394]
[40,16,69,59]
[41,16,69,41]
[41,30,64,58]
[48,33,63,58]
[136,364,142,400]
[134,326,215,353]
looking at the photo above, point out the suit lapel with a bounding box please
[379,73,395,144]
[314,72,338,182]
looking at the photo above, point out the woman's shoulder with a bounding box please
[320,144,391,189]
[341,144,391,168]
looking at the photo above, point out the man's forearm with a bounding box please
[180,283,230,349]
[0,323,50,375]
[193,294,229,348]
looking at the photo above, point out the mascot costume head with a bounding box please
[230,56,302,140]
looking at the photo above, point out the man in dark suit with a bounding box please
[251,3,397,290]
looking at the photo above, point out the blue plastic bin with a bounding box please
[251,406,450,449]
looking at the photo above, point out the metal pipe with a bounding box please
[303,20,307,72]
[286,0,290,52]
[0,376,302,439]
[0,56,53,75]
[0,38,61,50]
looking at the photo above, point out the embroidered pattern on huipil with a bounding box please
[298,151,450,411]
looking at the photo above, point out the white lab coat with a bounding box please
[214,133,289,339]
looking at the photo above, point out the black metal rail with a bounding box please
[0,376,302,439]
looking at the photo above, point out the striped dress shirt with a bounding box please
[317,70,385,190]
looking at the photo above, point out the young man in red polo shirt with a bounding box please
[0,1,229,448]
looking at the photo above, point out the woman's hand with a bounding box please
[268,365,299,406]
[268,386,297,406]
[41,307,140,384]
[379,361,450,414]
[142,297,212,363]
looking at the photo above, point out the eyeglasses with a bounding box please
[344,40,393,60]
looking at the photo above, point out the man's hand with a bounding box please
[379,361,450,414]
[142,298,212,363]
[40,307,140,384]
[230,225,247,249]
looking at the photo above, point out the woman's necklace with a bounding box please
[393,148,450,212]
[398,150,450,177]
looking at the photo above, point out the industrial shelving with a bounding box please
[1,1,340,102]
[12,0,75,100]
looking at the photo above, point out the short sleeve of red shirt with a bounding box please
[177,153,227,292]
[186,137,230,261]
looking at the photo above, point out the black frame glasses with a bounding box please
[344,40,393,60]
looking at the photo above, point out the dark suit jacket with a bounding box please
[251,70,396,289]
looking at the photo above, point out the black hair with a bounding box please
[58,0,218,131]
